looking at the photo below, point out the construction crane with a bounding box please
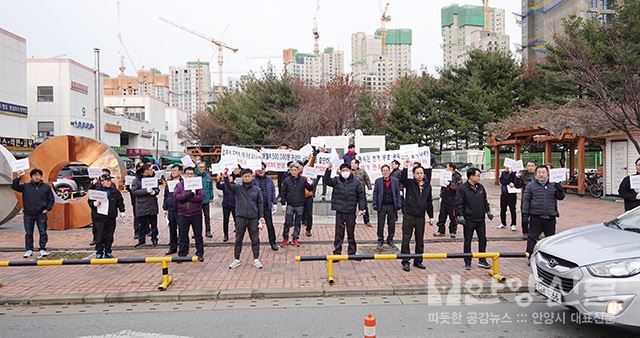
[380,2,391,56]
[246,55,281,60]
[482,0,490,31]
[116,0,137,75]
[159,17,238,93]
[312,0,320,56]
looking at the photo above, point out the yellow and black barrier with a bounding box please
[295,252,530,285]
[0,256,201,291]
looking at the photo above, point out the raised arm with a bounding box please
[11,177,24,192]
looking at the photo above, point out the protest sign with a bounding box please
[221,145,261,168]
[549,168,568,183]
[184,177,203,192]
[260,148,303,172]
[141,177,158,189]
[167,179,179,193]
[181,155,195,168]
[440,171,452,187]
[88,168,103,178]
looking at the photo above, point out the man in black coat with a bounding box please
[280,162,314,247]
[324,163,367,255]
[435,163,462,238]
[131,163,161,247]
[12,168,55,258]
[618,157,640,212]
[498,166,518,231]
[399,159,434,272]
[372,164,402,249]
[455,168,494,270]
[514,160,537,239]
[522,165,566,256]
[88,175,126,258]
[162,164,182,255]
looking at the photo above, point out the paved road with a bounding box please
[1,294,637,338]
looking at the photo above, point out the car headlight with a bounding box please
[587,258,640,278]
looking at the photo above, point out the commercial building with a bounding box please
[165,107,188,153]
[0,27,30,156]
[441,4,510,68]
[351,29,412,91]
[169,61,213,121]
[521,0,618,64]
[283,47,344,86]
[103,68,170,105]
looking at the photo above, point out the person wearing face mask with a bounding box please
[88,175,126,259]
[131,163,160,247]
[514,160,537,239]
[618,157,640,212]
[225,168,266,269]
[254,162,279,251]
[399,159,434,272]
[12,168,55,259]
[280,162,315,247]
[456,168,494,271]
[324,162,367,256]
[522,165,566,256]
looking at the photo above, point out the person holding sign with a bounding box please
[280,162,315,247]
[399,159,434,272]
[126,162,144,240]
[162,165,183,255]
[351,159,372,227]
[216,167,241,242]
[88,175,125,259]
[224,168,266,269]
[435,163,462,238]
[87,168,115,246]
[11,168,55,259]
[514,160,538,239]
[455,168,494,271]
[254,162,279,251]
[372,165,402,249]
[131,164,160,247]
[498,165,518,231]
[618,157,640,212]
[173,167,205,261]
[324,162,367,256]
[522,165,566,257]
[196,162,214,238]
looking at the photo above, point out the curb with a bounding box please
[0,285,532,307]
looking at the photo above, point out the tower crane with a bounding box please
[380,2,391,56]
[313,0,320,56]
[159,17,238,93]
[482,0,490,31]
[116,0,137,75]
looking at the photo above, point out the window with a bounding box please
[37,86,54,102]
[38,121,54,138]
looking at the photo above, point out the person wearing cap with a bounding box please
[324,162,367,255]
[280,162,315,247]
[163,164,182,255]
[173,167,205,261]
[126,162,144,240]
[88,168,115,246]
[88,175,126,259]
[12,168,55,259]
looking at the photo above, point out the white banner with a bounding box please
[88,168,103,178]
[184,177,203,192]
[245,158,263,171]
[299,144,314,158]
[11,158,30,172]
[88,189,107,201]
[549,168,568,183]
[124,175,135,186]
[303,166,323,178]
[141,177,158,189]
[357,146,431,180]
[503,158,524,171]
[310,137,326,148]
[221,145,261,168]
[260,148,304,172]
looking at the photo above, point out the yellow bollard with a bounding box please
[158,260,173,291]
[327,258,335,285]
[488,256,506,283]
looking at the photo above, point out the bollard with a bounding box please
[364,313,376,338]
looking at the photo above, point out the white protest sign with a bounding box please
[244,158,263,171]
[440,171,452,187]
[88,168,103,178]
[141,177,158,189]
[184,177,203,192]
[399,144,419,151]
[299,144,314,158]
[549,168,568,183]
[330,148,342,177]
[210,163,224,175]
[167,179,180,193]
[219,158,239,172]
[303,166,322,178]
[310,137,326,148]
[260,148,303,172]
[507,186,521,194]
[124,175,135,186]
[181,155,196,168]
[221,145,261,168]
[357,146,432,180]
[88,190,108,201]
[504,157,516,169]
[11,158,30,172]
[97,200,109,215]
[513,160,524,172]
[630,175,640,190]
[314,153,332,173]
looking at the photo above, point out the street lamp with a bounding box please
[151,128,159,162]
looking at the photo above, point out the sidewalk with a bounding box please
[0,183,624,304]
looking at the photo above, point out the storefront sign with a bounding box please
[70,81,88,94]
[111,146,126,155]
[0,100,28,118]
[71,120,94,129]
[0,137,34,151]
[140,130,153,138]
[105,123,122,133]
[126,148,153,156]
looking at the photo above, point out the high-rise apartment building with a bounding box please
[168,61,212,120]
[441,4,510,68]
[521,0,618,64]
[283,47,344,86]
[351,28,412,91]
[103,68,169,105]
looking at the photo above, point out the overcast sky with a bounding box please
[2,0,522,82]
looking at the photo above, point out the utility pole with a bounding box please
[93,48,101,141]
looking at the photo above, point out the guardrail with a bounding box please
[296,252,529,284]
[0,256,200,291]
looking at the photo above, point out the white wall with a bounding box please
[0,27,28,139]
[605,134,640,195]
[165,107,187,152]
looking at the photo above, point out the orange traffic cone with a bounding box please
[364,313,376,338]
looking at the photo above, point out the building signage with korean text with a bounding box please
[0,100,28,118]
[105,123,122,134]
[70,81,88,94]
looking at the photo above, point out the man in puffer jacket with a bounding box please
[88,175,125,258]
[522,165,565,256]
[324,163,366,255]
[131,163,160,247]
[173,167,205,261]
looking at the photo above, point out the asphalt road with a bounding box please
[1,294,637,338]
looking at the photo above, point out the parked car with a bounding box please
[54,163,92,200]
[531,207,640,328]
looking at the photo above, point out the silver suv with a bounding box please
[531,207,640,327]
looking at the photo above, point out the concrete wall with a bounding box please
[0,28,28,139]
[605,134,640,195]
